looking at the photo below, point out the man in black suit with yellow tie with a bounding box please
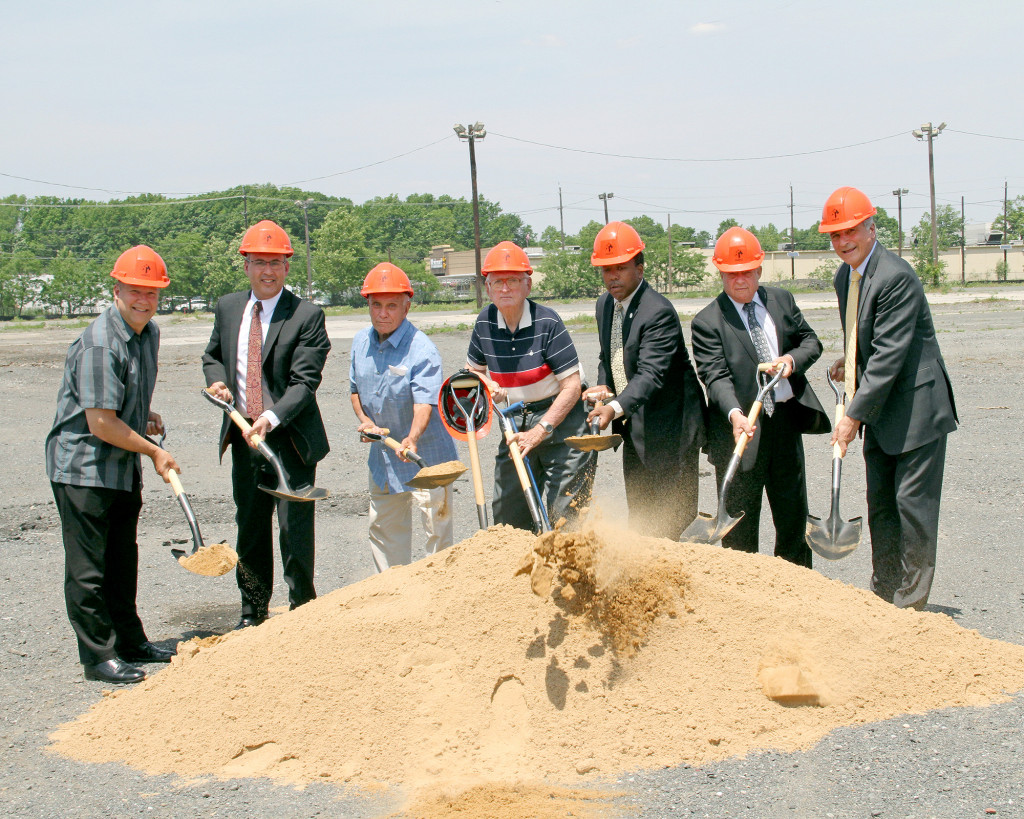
[691,227,830,567]
[821,187,957,609]
[203,220,331,628]
[586,221,706,539]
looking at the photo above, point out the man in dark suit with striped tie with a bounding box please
[691,227,830,566]
[203,220,331,629]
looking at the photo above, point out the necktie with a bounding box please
[844,270,861,401]
[247,302,264,420]
[743,301,774,417]
[610,302,628,393]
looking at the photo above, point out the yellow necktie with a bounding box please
[844,270,861,401]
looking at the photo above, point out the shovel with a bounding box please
[682,363,784,545]
[359,430,467,490]
[440,371,491,529]
[494,408,551,533]
[564,395,623,453]
[149,430,237,577]
[805,373,863,560]
[202,388,329,502]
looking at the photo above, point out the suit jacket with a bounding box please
[596,279,706,467]
[202,288,331,466]
[691,286,830,470]
[836,243,957,455]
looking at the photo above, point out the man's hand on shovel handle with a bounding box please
[729,409,756,445]
[397,437,418,463]
[207,382,233,404]
[248,415,272,449]
[829,358,845,383]
[151,448,181,483]
[831,415,861,457]
[587,403,615,431]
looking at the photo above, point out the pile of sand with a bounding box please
[51,523,1024,801]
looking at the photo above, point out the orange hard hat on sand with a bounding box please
[818,187,877,233]
[481,241,533,276]
[591,222,645,267]
[239,220,295,257]
[361,263,414,297]
[712,227,765,273]
[110,245,170,288]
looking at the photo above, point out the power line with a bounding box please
[489,131,907,163]
[283,136,454,185]
[946,128,1024,143]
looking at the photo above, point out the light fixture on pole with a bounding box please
[598,192,614,224]
[892,188,909,257]
[295,198,315,301]
[454,122,486,309]
[912,122,946,265]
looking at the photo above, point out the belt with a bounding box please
[521,395,556,413]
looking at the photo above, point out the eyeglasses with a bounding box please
[487,275,526,290]
[248,258,287,272]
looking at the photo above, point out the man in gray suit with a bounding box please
[821,187,957,610]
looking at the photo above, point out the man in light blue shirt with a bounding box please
[350,264,457,571]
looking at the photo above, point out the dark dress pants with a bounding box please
[230,425,317,616]
[864,433,946,610]
[622,433,699,540]
[51,475,148,665]
[492,400,591,532]
[718,402,812,568]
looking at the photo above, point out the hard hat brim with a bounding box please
[110,271,170,289]
[591,250,642,267]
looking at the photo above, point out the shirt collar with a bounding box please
[108,303,152,342]
[496,300,533,332]
[853,241,878,276]
[615,280,643,314]
[372,317,413,348]
[247,288,284,318]
[726,290,765,318]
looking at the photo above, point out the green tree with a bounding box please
[537,248,602,298]
[156,232,207,308]
[0,250,42,317]
[200,237,247,305]
[911,205,963,250]
[910,213,949,286]
[716,218,740,237]
[992,195,1024,242]
[40,250,106,316]
[312,208,373,304]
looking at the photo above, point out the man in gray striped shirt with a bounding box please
[45,246,181,685]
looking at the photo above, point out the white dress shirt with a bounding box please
[235,289,284,428]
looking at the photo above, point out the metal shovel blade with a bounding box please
[681,507,744,545]
[260,484,330,502]
[564,433,623,452]
[805,511,862,560]
[405,462,468,490]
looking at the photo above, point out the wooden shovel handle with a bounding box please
[167,468,184,497]
[732,401,763,457]
[205,387,263,445]
[501,425,533,493]
[465,431,487,508]
[833,402,846,460]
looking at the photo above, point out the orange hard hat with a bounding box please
[818,187,877,233]
[239,220,295,257]
[481,241,532,276]
[712,227,765,273]
[361,262,414,297]
[110,245,170,289]
[591,221,645,266]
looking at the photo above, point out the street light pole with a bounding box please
[598,192,614,224]
[892,188,909,256]
[454,122,486,309]
[295,198,314,300]
[912,122,946,265]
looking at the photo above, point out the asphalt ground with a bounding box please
[1,287,1022,818]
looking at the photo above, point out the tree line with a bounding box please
[2,185,1019,316]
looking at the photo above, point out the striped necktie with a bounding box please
[743,301,774,417]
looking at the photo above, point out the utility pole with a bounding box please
[243,186,248,228]
[912,122,946,265]
[789,184,795,279]
[558,186,565,250]
[295,198,314,300]
[1004,180,1009,273]
[666,214,673,293]
[892,188,909,256]
[961,195,966,283]
[454,122,487,309]
[598,192,614,224]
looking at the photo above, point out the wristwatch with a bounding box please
[537,420,554,436]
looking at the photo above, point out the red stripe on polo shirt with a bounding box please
[490,363,553,388]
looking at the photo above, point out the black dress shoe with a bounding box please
[234,614,267,630]
[83,658,145,684]
[119,641,176,663]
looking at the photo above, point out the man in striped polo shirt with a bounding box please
[466,241,590,530]
[46,246,181,685]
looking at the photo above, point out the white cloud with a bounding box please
[690,22,724,35]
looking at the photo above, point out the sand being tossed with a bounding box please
[51,523,1024,796]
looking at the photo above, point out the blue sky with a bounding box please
[3,0,1022,238]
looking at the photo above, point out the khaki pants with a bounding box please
[368,474,454,573]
